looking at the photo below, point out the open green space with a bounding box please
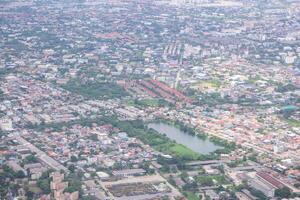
[127,98,172,107]
[184,192,200,200]
[62,79,128,99]
[196,175,228,187]
[285,119,300,127]
[202,79,222,88]
[138,99,162,106]
[168,144,200,160]
[102,117,216,161]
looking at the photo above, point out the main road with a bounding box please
[14,135,68,172]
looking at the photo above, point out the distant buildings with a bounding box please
[0,118,13,131]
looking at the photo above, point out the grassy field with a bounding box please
[139,99,160,106]
[28,186,42,194]
[63,80,128,99]
[285,119,300,127]
[184,192,200,200]
[170,144,199,160]
[126,100,136,107]
[127,98,170,107]
[154,141,200,160]
[196,175,228,186]
[201,79,222,88]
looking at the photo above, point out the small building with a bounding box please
[96,171,110,180]
[112,168,146,177]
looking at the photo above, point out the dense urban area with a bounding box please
[0,0,300,199]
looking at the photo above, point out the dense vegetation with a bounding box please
[197,92,231,106]
[0,68,15,78]
[0,165,27,197]
[196,175,228,187]
[276,83,298,93]
[285,118,300,127]
[25,116,104,131]
[249,187,268,200]
[275,187,292,199]
[209,136,236,154]
[63,79,128,99]
[0,89,4,101]
[127,98,172,108]
[64,172,82,194]
[103,117,218,161]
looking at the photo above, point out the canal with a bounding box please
[148,122,222,155]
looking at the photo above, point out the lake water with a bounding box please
[148,122,222,155]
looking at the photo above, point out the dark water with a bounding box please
[148,122,222,154]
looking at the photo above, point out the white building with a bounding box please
[0,117,13,131]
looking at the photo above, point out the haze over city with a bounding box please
[0,0,300,200]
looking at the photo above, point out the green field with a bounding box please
[63,79,128,99]
[139,99,160,106]
[285,119,300,127]
[202,79,222,88]
[102,117,206,161]
[127,98,171,107]
[184,192,200,200]
[170,144,199,160]
[196,175,228,186]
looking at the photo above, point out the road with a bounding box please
[14,136,68,172]
[186,160,230,166]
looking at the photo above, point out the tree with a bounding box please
[71,155,78,162]
[68,164,76,173]
[37,179,51,194]
[182,181,198,191]
[0,89,4,101]
[89,134,98,141]
[81,195,96,200]
[275,187,291,199]
[113,162,123,170]
[217,165,225,174]
[250,188,267,200]
[15,170,26,179]
[294,183,300,188]
[160,164,170,173]
[24,155,38,164]
[180,172,188,181]
[168,176,176,186]
[64,179,81,193]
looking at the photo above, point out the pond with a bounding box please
[148,122,222,155]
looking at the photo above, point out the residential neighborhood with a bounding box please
[0,0,300,199]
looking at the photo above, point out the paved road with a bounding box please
[15,136,68,172]
[186,160,230,166]
[231,165,263,171]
